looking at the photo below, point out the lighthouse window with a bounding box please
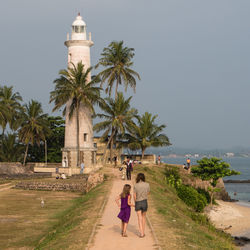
[72,26,84,33]
[84,133,88,142]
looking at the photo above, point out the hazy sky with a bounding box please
[0,0,250,149]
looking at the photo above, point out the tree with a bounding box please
[93,92,137,163]
[0,103,9,136]
[50,62,101,166]
[19,100,50,165]
[122,112,171,159]
[96,41,141,100]
[0,133,24,162]
[0,85,23,134]
[28,116,65,163]
[191,157,240,204]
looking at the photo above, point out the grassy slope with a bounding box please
[133,165,236,250]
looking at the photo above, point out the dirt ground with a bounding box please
[88,172,157,250]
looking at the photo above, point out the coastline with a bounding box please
[207,200,250,237]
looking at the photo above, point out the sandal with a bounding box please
[139,234,145,238]
[122,233,128,237]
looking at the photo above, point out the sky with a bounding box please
[0,0,250,149]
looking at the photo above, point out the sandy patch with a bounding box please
[207,200,250,236]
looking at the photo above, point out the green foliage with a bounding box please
[93,92,137,162]
[96,40,140,99]
[176,184,207,212]
[121,112,171,158]
[19,100,50,165]
[164,166,182,188]
[0,133,24,161]
[196,187,211,204]
[0,85,23,134]
[28,116,65,162]
[191,157,240,187]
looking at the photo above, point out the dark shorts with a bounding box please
[135,199,148,212]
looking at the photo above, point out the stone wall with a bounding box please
[181,172,231,201]
[14,172,104,193]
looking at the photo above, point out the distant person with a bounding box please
[134,173,150,238]
[80,162,84,174]
[186,158,191,169]
[116,184,134,237]
[126,157,133,180]
[113,156,118,166]
[61,173,66,179]
[157,155,161,165]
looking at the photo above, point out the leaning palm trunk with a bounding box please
[23,143,29,165]
[76,104,80,167]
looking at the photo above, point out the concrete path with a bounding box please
[89,178,156,250]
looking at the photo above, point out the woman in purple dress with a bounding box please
[116,184,134,237]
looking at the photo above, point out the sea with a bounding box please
[162,157,250,203]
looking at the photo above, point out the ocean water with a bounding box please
[162,157,250,202]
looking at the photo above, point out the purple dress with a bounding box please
[117,195,131,223]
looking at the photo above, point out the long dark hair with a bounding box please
[121,184,131,198]
[136,173,145,183]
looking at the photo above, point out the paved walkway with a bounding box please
[89,178,156,250]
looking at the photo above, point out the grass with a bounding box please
[133,164,236,250]
[0,174,111,249]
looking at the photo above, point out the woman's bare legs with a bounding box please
[121,221,124,235]
[136,210,143,236]
[123,222,128,236]
[141,212,147,236]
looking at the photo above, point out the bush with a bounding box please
[164,166,182,188]
[176,184,207,212]
[196,187,211,204]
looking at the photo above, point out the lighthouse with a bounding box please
[62,13,96,174]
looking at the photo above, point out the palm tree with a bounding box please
[96,41,141,100]
[122,112,171,159]
[19,100,50,165]
[50,62,101,166]
[0,103,9,136]
[0,85,23,134]
[93,92,137,163]
[0,133,24,162]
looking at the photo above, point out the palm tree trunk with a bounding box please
[76,104,80,167]
[142,147,146,159]
[102,129,116,164]
[110,135,113,164]
[23,143,29,165]
[115,79,119,100]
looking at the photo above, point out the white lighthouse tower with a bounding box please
[62,13,96,174]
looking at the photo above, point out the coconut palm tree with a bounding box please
[122,112,171,159]
[19,100,50,165]
[93,92,137,163]
[0,85,23,134]
[50,62,101,166]
[0,103,9,136]
[0,133,24,162]
[96,41,141,100]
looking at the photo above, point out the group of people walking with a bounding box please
[115,172,150,238]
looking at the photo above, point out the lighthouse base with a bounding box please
[61,147,97,176]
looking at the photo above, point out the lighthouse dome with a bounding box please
[72,14,86,27]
